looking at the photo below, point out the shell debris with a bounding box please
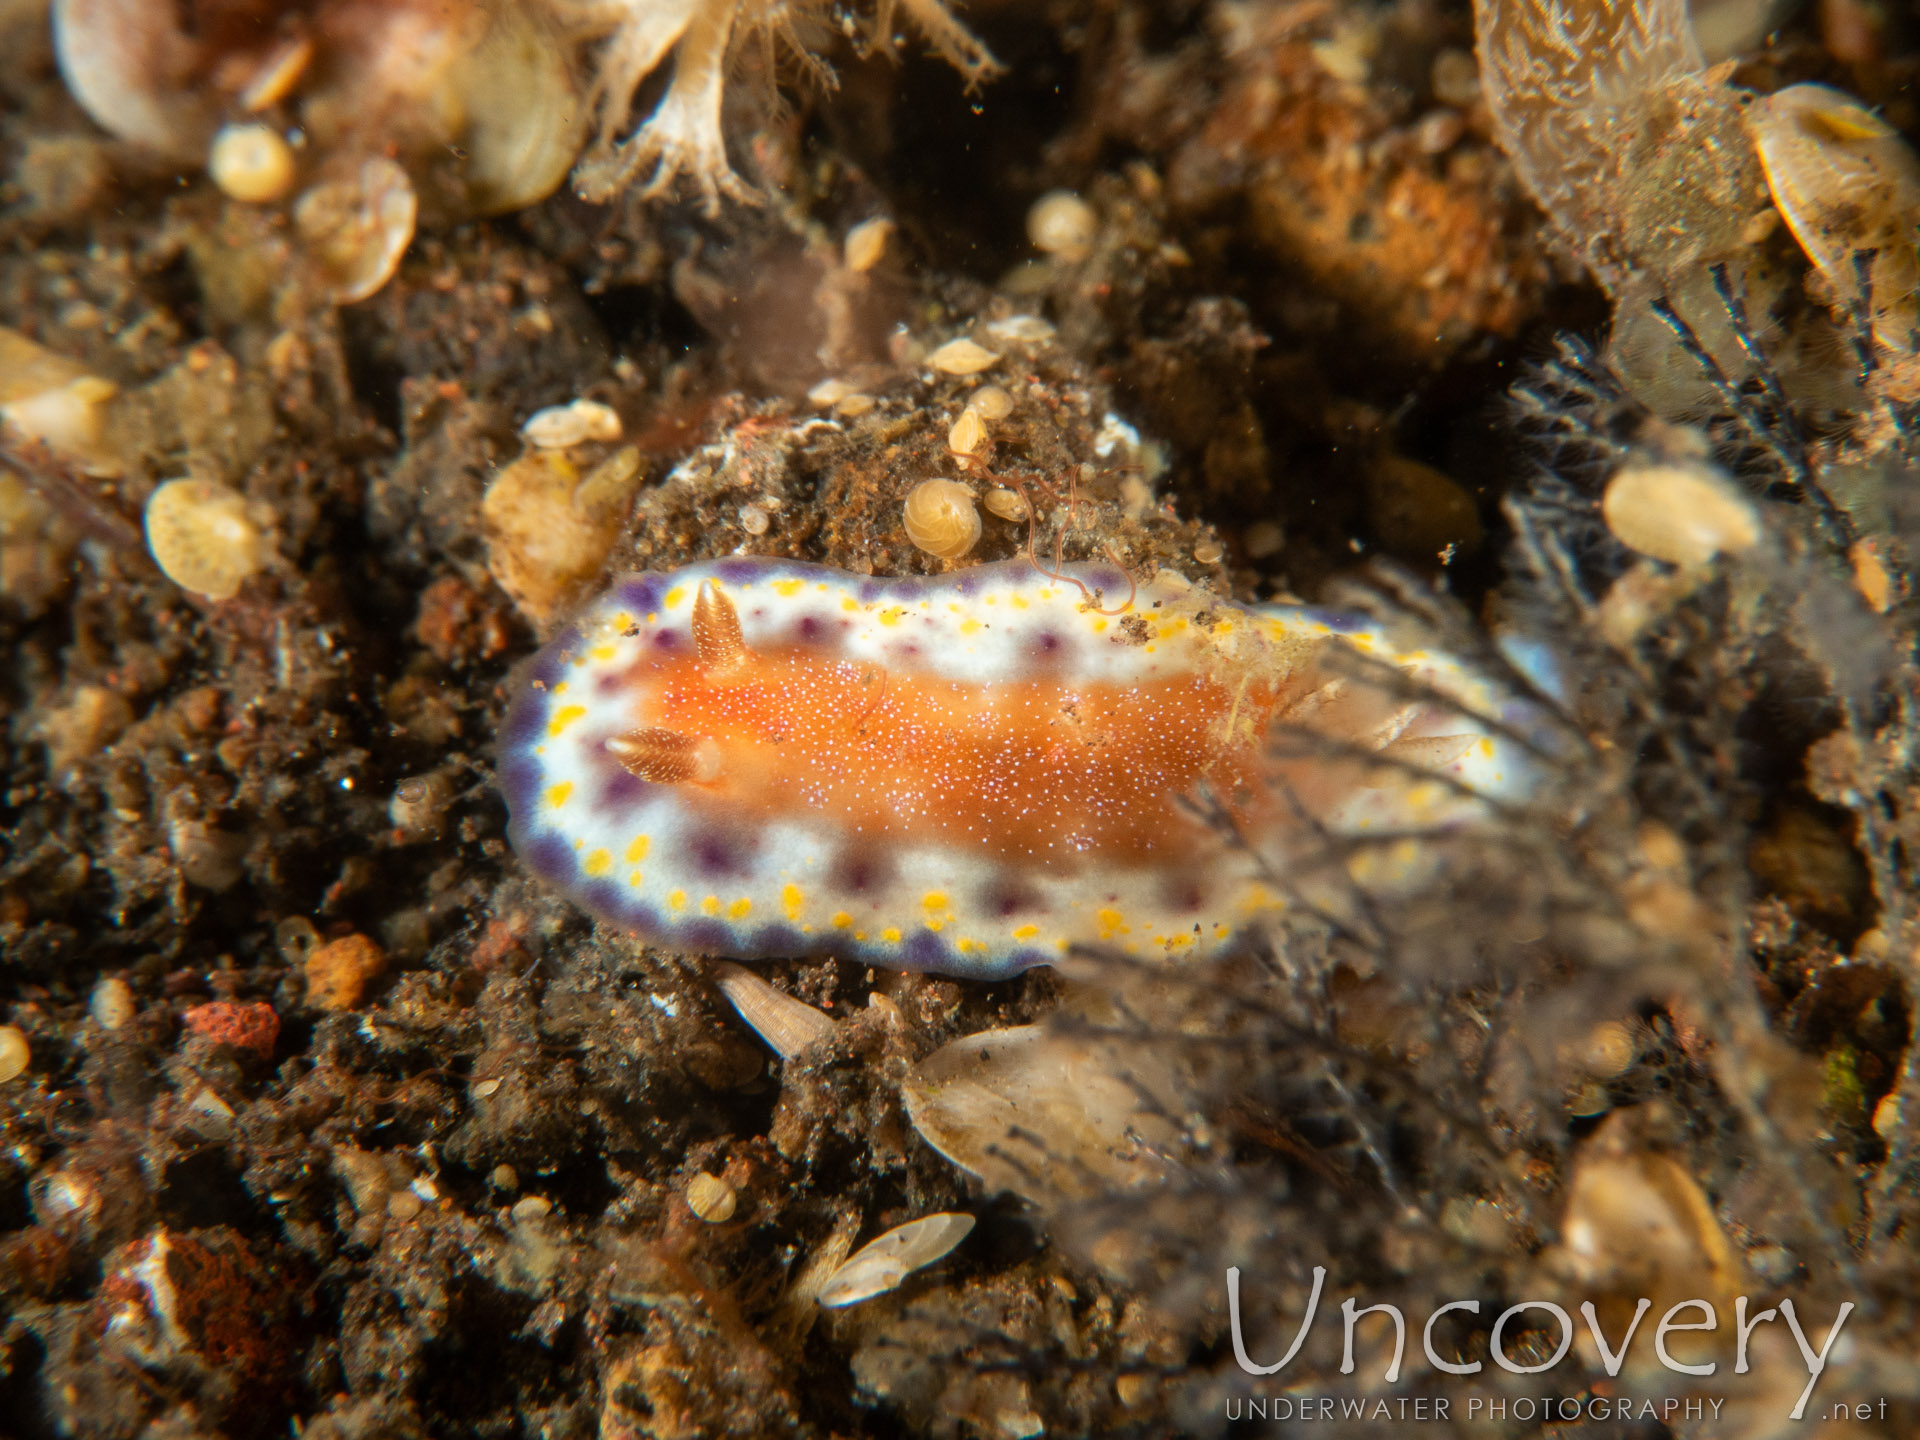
[0,326,121,473]
[293,157,418,305]
[713,962,837,1060]
[1750,83,1920,352]
[1026,190,1098,263]
[89,977,135,1031]
[143,479,271,602]
[902,479,981,559]
[522,398,623,450]
[816,1213,975,1307]
[0,1025,28,1083]
[901,1025,1184,1203]
[946,407,987,458]
[208,123,296,204]
[927,338,1000,376]
[966,385,1015,422]
[843,217,895,273]
[685,1172,738,1223]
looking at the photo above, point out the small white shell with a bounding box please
[1027,190,1098,262]
[947,407,987,457]
[844,217,895,273]
[0,327,120,471]
[713,962,836,1060]
[1751,83,1920,350]
[983,487,1030,522]
[293,158,418,305]
[51,0,217,160]
[237,34,314,112]
[901,1025,1182,1203]
[966,385,1015,422]
[927,338,1000,376]
[0,1025,27,1083]
[1601,459,1760,567]
[817,1213,975,1307]
[90,977,136,1031]
[686,1172,738,1223]
[447,0,586,215]
[985,315,1056,345]
[903,480,981,560]
[522,399,623,449]
[144,479,270,601]
[208,123,296,204]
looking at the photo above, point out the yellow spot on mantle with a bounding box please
[922,891,950,911]
[701,895,721,916]
[1012,924,1039,940]
[629,872,644,887]
[626,835,651,863]
[546,782,574,809]
[728,897,752,919]
[663,586,688,609]
[772,578,804,596]
[960,618,983,636]
[590,645,615,662]
[548,705,587,737]
[880,926,902,943]
[553,681,571,695]
[585,849,611,877]
[668,889,687,911]
[832,911,854,929]
[783,884,805,920]
[878,607,907,626]
[1097,907,1128,939]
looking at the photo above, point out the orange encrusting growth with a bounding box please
[625,649,1289,866]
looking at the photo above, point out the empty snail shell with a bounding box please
[903,480,982,560]
[1750,83,1920,352]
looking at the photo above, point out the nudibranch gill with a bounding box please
[500,558,1545,979]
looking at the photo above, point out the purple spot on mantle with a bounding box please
[594,765,650,812]
[519,831,574,883]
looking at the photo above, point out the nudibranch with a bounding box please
[500,558,1545,979]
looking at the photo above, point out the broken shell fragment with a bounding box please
[713,962,836,1060]
[902,480,981,560]
[0,327,120,473]
[901,1025,1183,1203]
[1027,190,1098,262]
[983,487,1029,522]
[816,1213,975,1307]
[522,398,622,449]
[1601,459,1760,567]
[0,1025,28,1083]
[927,338,1000,376]
[90,976,136,1031]
[966,385,1014,422]
[447,0,587,215]
[51,0,217,160]
[843,217,895,273]
[208,123,296,204]
[685,1172,737,1223]
[293,158,418,305]
[1751,83,1920,351]
[947,407,986,457]
[482,445,643,626]
[144,479,270,601]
